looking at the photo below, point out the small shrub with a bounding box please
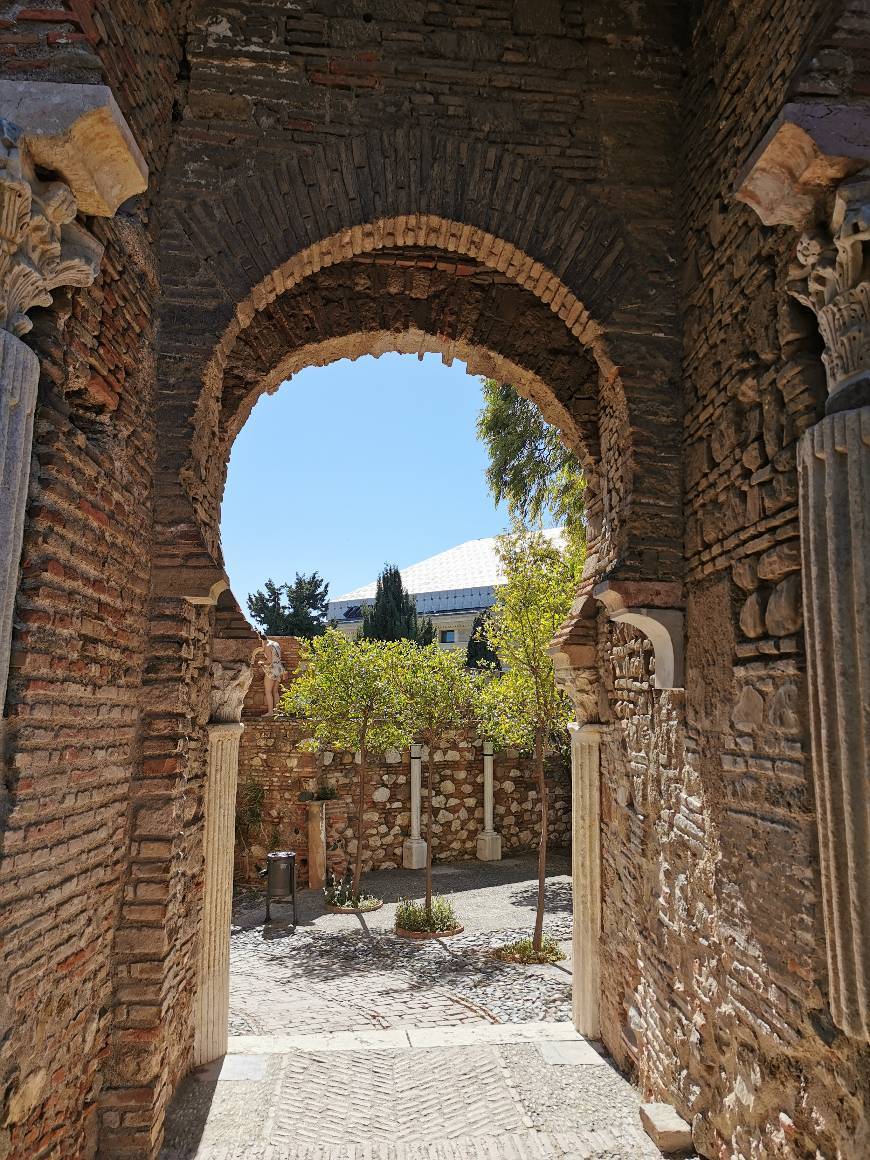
[395,896,458,933]
[324,870,380,911]
[491,934,565,964]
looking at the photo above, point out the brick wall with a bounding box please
[234,718,571,887]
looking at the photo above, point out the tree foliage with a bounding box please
[395,643,480,916]
[476,379,586,558]
[286,629,412,896]
[360,564,434,645]
[465,610,501,672]
[476,527,576,950]
[247,572,329,637]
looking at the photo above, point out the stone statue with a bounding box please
[251,635,285,715]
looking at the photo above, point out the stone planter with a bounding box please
[394,925,464,940]
[324,899,384,914]
[307,800,327,890]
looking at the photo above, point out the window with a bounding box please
[439,629,455,644]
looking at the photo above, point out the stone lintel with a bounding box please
[734,101,870,227]
[0,80,148,216]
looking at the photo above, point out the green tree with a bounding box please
[247,571,329,637]
[397,643,479,918]
[360,564,434,645]
[286,629,411,898]
[477,379,586,559]
[465,609,501,671]
[476,527,576,952]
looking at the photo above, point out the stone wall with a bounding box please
[234,718,571,887]
[590,4,870,1160]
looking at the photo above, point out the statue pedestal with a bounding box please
[402,837,427,869]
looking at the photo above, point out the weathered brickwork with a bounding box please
[234,718,571,886]
[1,3,869,1159]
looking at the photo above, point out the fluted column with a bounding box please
[0,329,39,715]
[786,173,870,1041]
[799,409,869,1039]
[476,740,502,860]
[570,722,602,1038]
[194,721,244,1066]
[402,743,426,869]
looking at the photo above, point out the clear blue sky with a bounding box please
[221,353,511,606]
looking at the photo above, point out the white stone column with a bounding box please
[476,740,502,860]
[194,721,244,1066]
[799,408,869,1040]
[0,329,39,715]
[402,743,427,869]
[570,722,602,1039]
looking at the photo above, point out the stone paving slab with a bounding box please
[162,1031,665,1160]
[227,1021,595,1055]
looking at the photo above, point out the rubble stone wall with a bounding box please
[234,718,571,887]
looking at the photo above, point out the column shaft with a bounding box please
[570,723,602,1039]
[477,740,501,860]
[402,744,426,869]
[799,407,870,1039]
[0,329,40,715]
[194,722,244,1066]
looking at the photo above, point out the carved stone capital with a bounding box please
[788,172,870,411]
[209,660,253,724]
[0,119,103,337]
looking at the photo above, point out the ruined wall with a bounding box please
[234,718,571,887]
[594,3,870,1158]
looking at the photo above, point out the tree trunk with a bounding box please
[353,740,367,899]
[533,728,547,952]
[425,743,434,915]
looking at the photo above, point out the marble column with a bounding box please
[403,743,427,869]
[476,740,502,860]
[194,721,244,1066]
[570,723,602,1039]
[787,174,870,1041]
[0,329,39,715]
[0,117,104,718]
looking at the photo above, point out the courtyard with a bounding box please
[161,856,673,1159]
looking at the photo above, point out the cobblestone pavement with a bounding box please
[229,855,575,1034]
[162,857,670,1158]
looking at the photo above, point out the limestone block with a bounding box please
[0,80,147,215]
[639,1103,692,1152]
[732,685,764,731]
[402,837,427,869]
[765,574,802,636]
[384,747,402,764]
[757,540,801,582]
[739,591,766,638]
[372,786,390,803]
[476,831,502,861]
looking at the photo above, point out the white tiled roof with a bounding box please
[328,528,564,620]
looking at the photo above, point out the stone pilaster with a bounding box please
[476,740,502,861]
[787,174,870,1041]
[569,723,603,1039]
[194,721,244,1067]
[402,742,426,869]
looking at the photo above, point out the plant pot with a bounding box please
[324,899,384,914]
[394,925,464,940]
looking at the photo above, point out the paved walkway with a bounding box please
[161,856,666,1159]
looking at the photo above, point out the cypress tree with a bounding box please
[465,609,501,670]
[360,564,433,645]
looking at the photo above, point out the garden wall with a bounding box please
[234,717,570,888]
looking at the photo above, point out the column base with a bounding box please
[402,838,427,869]
[476,831,502,861]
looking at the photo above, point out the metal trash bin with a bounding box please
[259,850,297,925]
